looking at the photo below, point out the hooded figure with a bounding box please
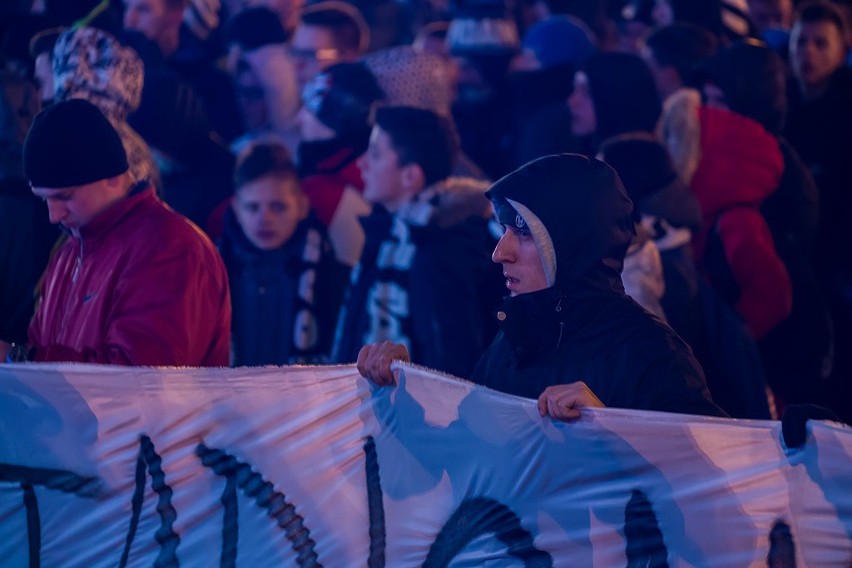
[475,154,724,417]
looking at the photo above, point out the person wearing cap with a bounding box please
[1,98,231,366]
[357,154,725,421]
[297,61,384,269]
[335,106,503,380]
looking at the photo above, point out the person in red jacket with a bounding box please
[690,105,792,341]
[1,98,231,367]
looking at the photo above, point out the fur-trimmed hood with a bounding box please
[396,176,492,229]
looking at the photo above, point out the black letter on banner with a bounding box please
[423,497,553,567]
[766,520,796,568]
[196,444,323,567]
[119,435,180,568]
[624,490,669,568]
[364,437,386,568]
[0,463,102,568]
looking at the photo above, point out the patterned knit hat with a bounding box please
[52,26,144,122]
[362,46,454,117]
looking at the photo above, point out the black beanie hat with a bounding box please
[302,62,384,136]
[24,98,129,188]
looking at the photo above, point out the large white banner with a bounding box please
[0,363,850,567]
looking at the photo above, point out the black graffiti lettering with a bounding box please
[22,483,39,568]
[0,463,102,568]
[363,437,386,568]
[196,444,323,567]
[220,468,239,567]
[767,520,797,568]
[119,435,180,568]
[423,497,553,567]
[624,489,669,568]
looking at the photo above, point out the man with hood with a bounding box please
[358,153,725,420]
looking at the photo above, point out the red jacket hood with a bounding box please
[691,106,783,218]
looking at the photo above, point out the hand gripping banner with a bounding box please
[0,363,850,566]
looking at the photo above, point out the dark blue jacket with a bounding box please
[219,209,347,366]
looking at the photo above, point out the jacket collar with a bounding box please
[77,181,153,241]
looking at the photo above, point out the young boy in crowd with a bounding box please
[332,106,503,379]
[218,142,347,366]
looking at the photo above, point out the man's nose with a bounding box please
[46,200,66,224]
[492,233,514,263]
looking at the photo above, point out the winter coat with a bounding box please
[29,185,231,366]
[333,177,503,378]
[785,67,852,271]
[219,209,347,366]
[299,134,372,268]
[476,154,725,417]
[691,106,792,340]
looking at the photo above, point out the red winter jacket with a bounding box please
[29,186,231,366]
[691,106,792,339]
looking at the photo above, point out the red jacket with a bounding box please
[29,186,231,366]
[691,107,792,339]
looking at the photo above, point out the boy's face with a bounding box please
[790,20,847,90]
[358,126,411,212]
[233,175,308,250]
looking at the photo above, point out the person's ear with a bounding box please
[401,163,425,193]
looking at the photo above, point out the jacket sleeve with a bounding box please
[718,208,793,339]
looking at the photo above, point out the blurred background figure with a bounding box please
[290,1,369,92]
[297,61,384,268]
[0,72,58,347]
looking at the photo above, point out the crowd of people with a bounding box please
[0,0,850,423]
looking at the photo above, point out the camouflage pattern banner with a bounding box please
[0,363,850,567]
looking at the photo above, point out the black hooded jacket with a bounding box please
[474,154,725,417]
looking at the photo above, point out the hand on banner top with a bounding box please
[537,382,605,422]
[357,341,410,386]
